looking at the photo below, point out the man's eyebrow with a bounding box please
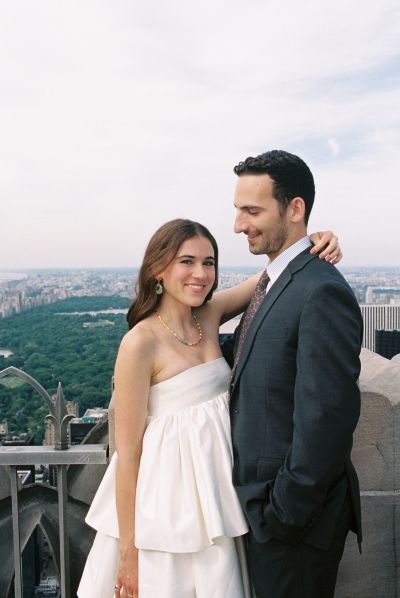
[234,203,264,209]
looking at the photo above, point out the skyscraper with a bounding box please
[375,330,400,359]
[360,305,400,352]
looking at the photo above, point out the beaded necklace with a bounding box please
[155,311,203,347]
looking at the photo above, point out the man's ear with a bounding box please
[288,197,306,223]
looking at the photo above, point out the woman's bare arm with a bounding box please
[114,328,153,598]
[209,271,263,325]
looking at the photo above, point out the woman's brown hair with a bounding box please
[127,219,219,329]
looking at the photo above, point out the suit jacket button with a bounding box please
[233,409,239,414]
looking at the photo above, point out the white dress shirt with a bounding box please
[265,236,312,294]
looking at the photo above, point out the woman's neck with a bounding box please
[156,296,195,329]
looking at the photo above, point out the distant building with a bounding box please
[82,407,108,422]
[14,291,23,313]
[48,465,58,488]
[360,305,400,352]
[22,531,39,598]
[1,431,34,446]
[34,575,60,597]
[69,420,97,445]
[375,330,400,359]
[69,408,108,445]
[17,468,35,485]
[365,287,400,305]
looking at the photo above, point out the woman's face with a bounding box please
[159,235,216,307]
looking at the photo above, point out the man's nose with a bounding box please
[234,212,247,234]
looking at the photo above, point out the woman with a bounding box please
[78,219,341,598]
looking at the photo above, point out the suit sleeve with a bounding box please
[220,319,243,369]
[263,280,363,543]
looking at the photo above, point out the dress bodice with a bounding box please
[85,357,248,553]
[147,357,231,416]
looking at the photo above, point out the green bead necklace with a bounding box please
[155,311,203,347]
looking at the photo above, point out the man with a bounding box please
[227,150,363,598]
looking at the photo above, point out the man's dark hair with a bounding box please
[234,150,315,224]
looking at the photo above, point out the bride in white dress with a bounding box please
[78,219,340,598]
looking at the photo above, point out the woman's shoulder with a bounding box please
[119,317,158,356]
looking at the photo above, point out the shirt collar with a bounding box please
[266,236,312,287]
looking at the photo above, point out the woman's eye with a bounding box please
[204,261,215,267]
[181,259,192,264]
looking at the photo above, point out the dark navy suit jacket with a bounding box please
[224,249,363,550]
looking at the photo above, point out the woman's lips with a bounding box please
[185,284,206,293]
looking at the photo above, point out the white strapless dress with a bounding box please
[78,357,251,597]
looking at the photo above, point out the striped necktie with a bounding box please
[232,269,270,374]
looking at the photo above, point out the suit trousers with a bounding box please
[246,496,353,598]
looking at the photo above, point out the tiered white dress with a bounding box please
[78,357,251,598]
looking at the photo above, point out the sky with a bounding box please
[1,0,399,269]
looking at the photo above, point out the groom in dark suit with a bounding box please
[227,150,363,598]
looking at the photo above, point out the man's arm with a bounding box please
[219,308,247,368]
[263,280,363,544]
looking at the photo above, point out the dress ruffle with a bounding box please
[85,358,248,553]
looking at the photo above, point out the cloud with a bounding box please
[0,0,399,267]
[328,138,340,158]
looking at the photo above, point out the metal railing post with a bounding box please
[10,466,23,598]
[0,367,107,596]
[57,465,70,598]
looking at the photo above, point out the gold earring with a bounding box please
[155,280,163,295]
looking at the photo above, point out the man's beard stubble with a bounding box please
[250,221,289,256]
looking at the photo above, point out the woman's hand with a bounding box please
[115,545,139,598]
[309,230,342,264]
[114,330,152,598]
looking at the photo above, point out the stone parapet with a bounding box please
[336,349,400,597]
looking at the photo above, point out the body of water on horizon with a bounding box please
[0,272,27,281]
[56,309,127,316]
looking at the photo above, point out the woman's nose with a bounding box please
[192,264,206,278]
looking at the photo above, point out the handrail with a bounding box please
[0,367,107,598]
[0,367,73,450]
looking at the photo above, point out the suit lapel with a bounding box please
[231,249,316,391]
[232,268,292,387]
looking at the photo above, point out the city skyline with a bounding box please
[1,266,400,322]
[1,1,399,269]
[1,264,400,281]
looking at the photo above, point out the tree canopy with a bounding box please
[0,296,130,443]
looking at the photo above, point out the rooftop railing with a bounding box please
[0,367,107,598]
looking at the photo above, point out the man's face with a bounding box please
[234,174,289,259]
